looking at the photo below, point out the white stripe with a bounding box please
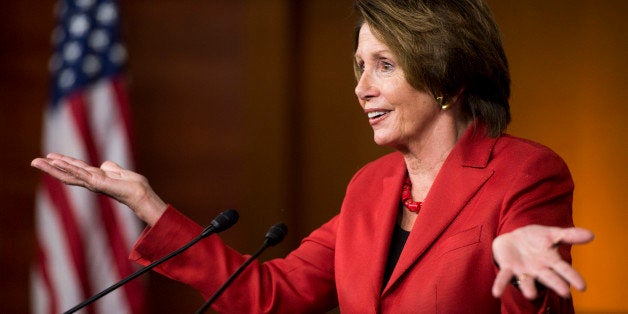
[36,187,83,311]
[30,266,49,314]
[114,201,144,253]
[42,101,87,161]
[86,208,132,314]
[64,185,126,313]
[88,79,133,166]
[45,102,95,246]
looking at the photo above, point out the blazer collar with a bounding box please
[381,122,499,294]
[457,122,498,168]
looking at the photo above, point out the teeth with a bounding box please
[368,111,387,119]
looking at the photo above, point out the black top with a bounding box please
[382,222,410,289]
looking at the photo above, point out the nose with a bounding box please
[354,72,378,102]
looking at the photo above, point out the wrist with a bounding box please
[132,189,167,226]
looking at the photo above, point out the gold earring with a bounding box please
[436,96,451,110]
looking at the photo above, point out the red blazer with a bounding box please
[131,124,575,313]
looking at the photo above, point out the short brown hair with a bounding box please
[354,0,511,137]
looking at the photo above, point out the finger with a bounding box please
[535,268,571,298]
[31,157,51,169]
[492,268,514,298]
[46,152,71,161]
[551,260,586,291]
[48,153,92,169]
[101,160,123,172]
[554,227,594,245]
[31,158,71,177]
[34,160,86,186]
[517,273,538,300]
[48,159,98,186]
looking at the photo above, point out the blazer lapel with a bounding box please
[356,162,407,303]
[382,124,498,294]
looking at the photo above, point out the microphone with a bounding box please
[64,209,239,314]
[195,222,288,314]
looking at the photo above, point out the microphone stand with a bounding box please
[64,209,239,314]
[195,223,287,314]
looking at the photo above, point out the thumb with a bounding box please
[555,227,594,245]
[100,160,124,173]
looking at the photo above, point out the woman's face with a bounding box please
[354,24,440,150]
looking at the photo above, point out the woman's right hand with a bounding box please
[31,153,167,226]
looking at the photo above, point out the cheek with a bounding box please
[398,97,438,126]
[357,98,366,108]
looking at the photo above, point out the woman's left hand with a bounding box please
[491,225,594,300]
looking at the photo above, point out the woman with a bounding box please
[32,0,594,312]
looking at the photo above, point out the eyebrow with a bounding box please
[353,49,396,62]
[354,49,393,61]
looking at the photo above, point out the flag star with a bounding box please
[69,14,90,37]
[58,69,76,89]
[96,2,117,25]
[88,29,109,52]
[63,41,82,63]
[76,0,96,10]
[82,54,102,77]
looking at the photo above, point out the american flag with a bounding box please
[31,0,145,313]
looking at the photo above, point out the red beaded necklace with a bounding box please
[401,175,422,212]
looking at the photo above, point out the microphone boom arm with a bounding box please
[63,209,239,314]
[195,222,287,314]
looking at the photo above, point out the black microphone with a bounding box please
[195,222,288,314]
[64,209,239,314]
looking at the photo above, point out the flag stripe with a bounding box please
[68,93,100,166]
[35,243,58,314]
[111,77,135,155]
[43,175,95,314]
[96,195,143,313]
[35,186,83,312]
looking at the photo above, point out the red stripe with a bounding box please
[97,196,145,313]
[107,78,146,312]
[69,89,144,313]
[44,175,95,314]
[110,76,136,161]
[36,241,58,314]
[67,93,100,166]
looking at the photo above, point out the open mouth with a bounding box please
[367,110,390,119]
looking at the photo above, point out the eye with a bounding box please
[378,60,394,73]
[356,60,365,73]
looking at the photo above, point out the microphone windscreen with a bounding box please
[264,222,287,246]
[210,209,239,232]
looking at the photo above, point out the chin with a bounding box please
[372,134,397,148]
[372,130,408,150]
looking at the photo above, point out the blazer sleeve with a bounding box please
[498,147,575,233]
[130,205,339,313]
[497,147,576,313]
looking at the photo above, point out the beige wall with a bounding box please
[1,0,625,312]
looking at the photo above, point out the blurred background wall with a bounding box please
[1,0,626,312]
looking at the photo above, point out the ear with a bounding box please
[450,87,465,105]
[435,96,450,110]
[436,86,465,109]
